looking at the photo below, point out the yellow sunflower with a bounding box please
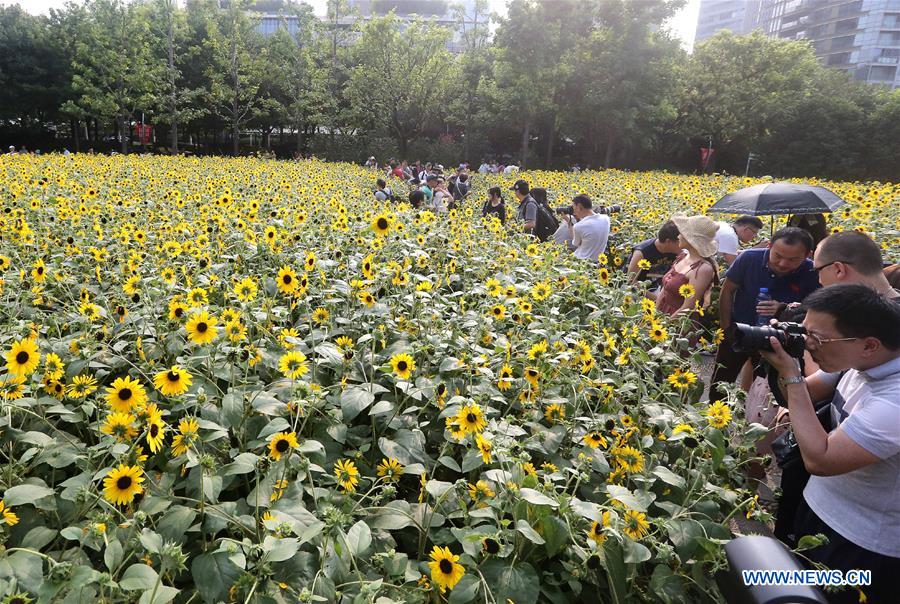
[497,364,514,391]
[371,213,392,236]
[67,374,98,398]
[376,458,405,483]
[185,311,218,345]
[475,434,493,463]
[389,352,415,380]
[43,352,64,381]
[6,337,40,376]
[622,509,650,540]
[153,365,192,397]
[268,431,299,461]
[102,464,144,506]
[428,546,465,593]
[456,403,486,434]
[279,351,309,380]
[105,376,148,412]
[276,265,298,294]
[146,418,166,453]
[334,459,359,493]
[234,277,258,302]
[0,500,19,526]
[706,401,733,429]
[100,412,138,442]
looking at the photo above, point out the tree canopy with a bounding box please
[0,0,896,181]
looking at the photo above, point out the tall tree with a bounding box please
[559,0,683,168]
[344,14,454,157]
[148,0,206,153]
[266,3,334,153]
[68,0,162,154]
[204,0,268,155]
[676,30,820,168]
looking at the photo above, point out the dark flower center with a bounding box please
[283,275,292,284]
[116,476,132,490]
[149,424,159,437]
[466,413,476,424]
[439,559,453,574]
[275,439,290,453]
[15,351,29,364]
[376,218,388,230]
[196,322,207,333]
[174,307,184,317]
[397,361,407,371]
[165,370,181,382]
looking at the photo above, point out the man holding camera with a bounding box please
[710,227,820,403]
[560,194,610,261]
[760,284,900,603]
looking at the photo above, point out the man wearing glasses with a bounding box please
[761,284,900,603]
[710,227,820,402]
[813,231,899,301]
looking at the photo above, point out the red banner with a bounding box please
[134,124,153,144]
[700,147,715,171]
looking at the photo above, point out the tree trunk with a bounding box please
[119,114,129,154]
[520,120,530,169]
[168,4,178,154]
[604,132,615,168]
[72,119,80,152]
[545,119,555,168]
[233,122,240,156]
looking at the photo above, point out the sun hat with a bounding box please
[671,214,719,258]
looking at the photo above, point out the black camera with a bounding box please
[554,204,622,216]
[732,322,807,359]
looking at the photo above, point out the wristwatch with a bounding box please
[778,374,805,387]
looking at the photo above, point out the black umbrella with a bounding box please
[709,183,846,216]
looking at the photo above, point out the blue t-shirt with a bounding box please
[724,248,820,324]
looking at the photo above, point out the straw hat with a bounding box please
[671,214,719,258]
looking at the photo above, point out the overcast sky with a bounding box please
[1,0,700,49]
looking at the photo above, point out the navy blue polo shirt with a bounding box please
[725,248,820,324]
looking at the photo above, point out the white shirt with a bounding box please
[478,163,490,174]
[572,213,610,261]
[714,221,740,257]
[503,165,518,175]
[804,357,900,557]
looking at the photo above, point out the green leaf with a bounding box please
[140,529,163,554]
[447,573,480,603]
[0,550,44,594]
[263,535,299,562]
[515,519,545,545]
[222,452,259,475]
[158,506,198,544]
[3,483,54,506]
[651,466,686,490]
[605,485,654,512]
[221,392,244,429]
[649,565,687,604]
[537,516,569,557]
[105,540,123,572]
[139,585,180,604]
[21,527,57,550]
[623,539,651,563]
[341,386,375,421]
[120,564,159,590]
[480,560,540,604]
[666,519,704,560]
[344,520,372,556]
[192,552,242,604]
[519,488,558,508]
[602,538,630,604]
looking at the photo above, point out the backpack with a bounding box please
[533,201,559,242]
[374,188,397,202]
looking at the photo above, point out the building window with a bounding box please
[868,65,898,81]
[831,35,855,50]
[827,52,851,66]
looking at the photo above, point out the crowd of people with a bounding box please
[366,155,900,603]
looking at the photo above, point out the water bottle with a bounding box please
[756,288,771,326]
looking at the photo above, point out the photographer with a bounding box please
[561,194,610,261]
[759,285,900,603]
[511,180,538,234]
[710,227,820,402]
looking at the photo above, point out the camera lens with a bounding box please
[733,324,778,353]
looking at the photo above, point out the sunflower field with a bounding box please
[0,154,896,604]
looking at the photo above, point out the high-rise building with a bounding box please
[757,0,900,88]
[695,0,763,43]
